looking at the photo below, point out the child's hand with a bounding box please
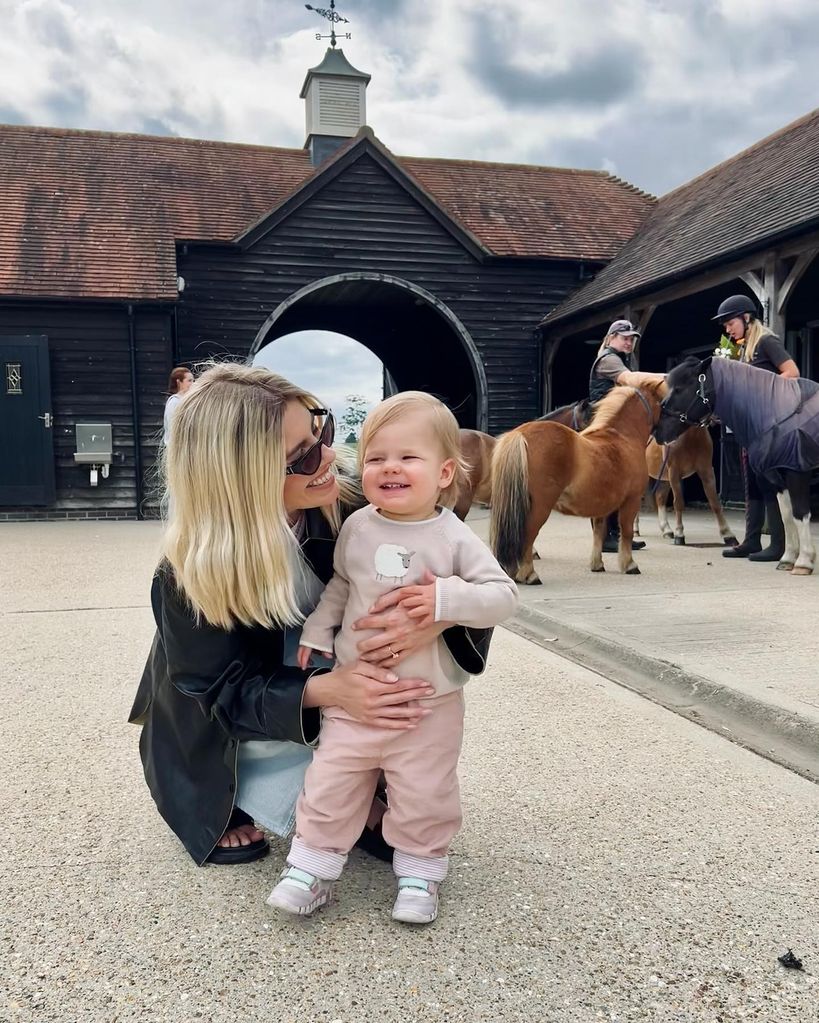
[297,645,315,671]
[398,581,436,629]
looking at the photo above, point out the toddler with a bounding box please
[267,391,518,924]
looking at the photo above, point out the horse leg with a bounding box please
[517,502,553,584]
[775,488,800,572]
[786,472,815,576]
[590,517,607,572]
[669,468,686,545]
[654,480,673,538]
[618,493,643,574]
[699,461,738,545]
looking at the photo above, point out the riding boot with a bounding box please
[602,512,646,553]
[748,498,786,562]
[722,498,764,557]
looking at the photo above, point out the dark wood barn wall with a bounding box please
[0,302,171,514]
[176,154,582,434]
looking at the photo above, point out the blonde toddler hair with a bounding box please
[358,391,469,509]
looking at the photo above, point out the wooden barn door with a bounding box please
[0,336,56,505]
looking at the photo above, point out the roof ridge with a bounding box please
[399,153,612,177]
[656,104,819,202]
[0,121,308,157]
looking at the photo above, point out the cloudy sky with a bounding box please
[2,0,817,406]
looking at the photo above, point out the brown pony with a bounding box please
[454,428,496,520]
[645,433,737,546]
[541,400,737,547]
[491,383,665,582]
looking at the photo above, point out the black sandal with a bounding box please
[206,807,270,865]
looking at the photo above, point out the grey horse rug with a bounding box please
[711,357,819,478]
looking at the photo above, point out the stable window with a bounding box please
[5,362,22,394]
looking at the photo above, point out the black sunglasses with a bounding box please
[285,408,335,476]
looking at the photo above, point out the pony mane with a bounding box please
[585,388,637,432]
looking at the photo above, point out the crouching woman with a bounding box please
[129,363,490,865]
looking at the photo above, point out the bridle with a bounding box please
[659,371,713,429]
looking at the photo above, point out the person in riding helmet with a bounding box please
[713,295,800,562]
[588,319,653,552]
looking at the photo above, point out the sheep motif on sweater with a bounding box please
[374,544,415,582]
[299,505,518,697]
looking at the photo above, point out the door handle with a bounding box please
[38,412,53,429]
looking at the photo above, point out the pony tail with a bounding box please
[490,431,530,575]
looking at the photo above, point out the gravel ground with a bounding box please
[2,522,817,1022]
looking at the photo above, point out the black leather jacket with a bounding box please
[129,507,492,865]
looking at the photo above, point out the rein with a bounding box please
[650,442,674,494]
[628,387,658,430]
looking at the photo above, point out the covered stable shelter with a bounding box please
[0,47,651,519]
[540,108,819,502]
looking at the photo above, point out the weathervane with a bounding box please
[305,1,351,48]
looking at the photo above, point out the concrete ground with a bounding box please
[2,521,818,1022]
[468,506,819,778]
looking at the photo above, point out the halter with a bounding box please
[659,372,713,428]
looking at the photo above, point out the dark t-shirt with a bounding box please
[749,335,791,374]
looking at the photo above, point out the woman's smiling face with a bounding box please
[282,400,338,516]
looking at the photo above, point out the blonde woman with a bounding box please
[129,364,491,866]
[713,296,799,562]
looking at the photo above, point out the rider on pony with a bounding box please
[589,319,648,553]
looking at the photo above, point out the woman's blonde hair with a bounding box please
[161,362,358,630]
[358,391,469,509]
[740,317,773,364]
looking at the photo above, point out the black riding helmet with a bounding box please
[711,294,757,322]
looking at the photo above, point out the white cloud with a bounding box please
[252,330,383,429]
[0,0,816,193]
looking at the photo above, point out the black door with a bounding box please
[0,336,56,505]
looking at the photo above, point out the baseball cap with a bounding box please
[607,319,641,337]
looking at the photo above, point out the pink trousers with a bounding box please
[295,690,465,861]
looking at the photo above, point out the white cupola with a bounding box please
[300,47,371,165]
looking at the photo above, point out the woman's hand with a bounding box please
[353,571,453,667]
[303,661,434,729]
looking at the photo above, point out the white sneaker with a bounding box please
[266,867,333,916]
[391,877,439,924]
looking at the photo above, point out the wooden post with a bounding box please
[542,336,561,413]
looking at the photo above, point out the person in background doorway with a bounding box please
[163,367,194,445]
[714,296,799,562]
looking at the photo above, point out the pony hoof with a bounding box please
[662,531,674,540]
[591,565,605,573]
[673,536,686,546]
[723,536,739,547]
[776,562,795,572]
[626,566,641,575]
[790,565,813,576]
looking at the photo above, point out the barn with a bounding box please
[541,107,819,503]
[2,47,818,521]
[0,47,650,520]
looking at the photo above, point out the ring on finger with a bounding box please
[388,644,399,660]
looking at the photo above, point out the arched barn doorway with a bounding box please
[248,273,488,430]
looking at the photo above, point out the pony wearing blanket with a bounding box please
[491,381,665,582]
[656,356,819,575]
